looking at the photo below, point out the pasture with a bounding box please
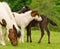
[0,30,60,49]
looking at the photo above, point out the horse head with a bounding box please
[18,6,42,22]
[18,6,31,13]
[8,25,21,46]
[31,10,42,21]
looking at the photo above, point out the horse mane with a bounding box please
[18,6,31,14]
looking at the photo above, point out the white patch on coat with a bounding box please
[0,2,20,45]
[2,2,20,31]
[13,10,42,43]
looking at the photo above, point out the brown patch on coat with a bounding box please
[31,11,39,17]
[8,25,18,46]
[0,19,7,27]
[2,19,7,26]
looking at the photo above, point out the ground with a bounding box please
[0,30,60,49]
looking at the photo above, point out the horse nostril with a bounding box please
[17,31,21,38]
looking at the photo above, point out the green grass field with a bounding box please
[0,30,60,49]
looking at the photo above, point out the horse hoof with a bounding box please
[38,41,41,43]
[38,42,40,43]
[48,42,50,44]
[0,41,6,46]
[30,41,32,43]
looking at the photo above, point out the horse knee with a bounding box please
[47,32,50,36]
[41,32,44,36]
[27,32,31,36]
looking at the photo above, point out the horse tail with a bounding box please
[47,18,57,26]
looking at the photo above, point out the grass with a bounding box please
[0,30,60,49]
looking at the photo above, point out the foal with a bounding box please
[0,2,21,46]
[13,10,42,43]
[18,6,57,44]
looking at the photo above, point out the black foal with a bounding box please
[18,6,57,44]
[26,15,57,44]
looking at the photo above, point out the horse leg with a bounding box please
[30,32,32,42]
[26,25,32,43]
[45,27,50,44]
[3,27,7,40]
[27,33,29,42]
[0,25,5,45]
[6,27,10,41]
[26,27,29,42]
[38,26,44,43]
[29,28,32,42]
[20,27,24,43]
[26,28,32,42]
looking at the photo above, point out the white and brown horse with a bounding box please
[13,10,42,43]
[0,2,21,46]
[18,6,57,44]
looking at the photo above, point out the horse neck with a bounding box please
[6,18,19,32]
[23,11,35,25]
[0,2,19,34]
[24,10,33,19]
[2,2,16,22]
[13,12,34,27]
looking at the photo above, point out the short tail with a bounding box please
[47,18,57,26]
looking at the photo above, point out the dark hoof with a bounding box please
[30,41,32,43]
[48,42,50,44]
[38,41,41,43]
